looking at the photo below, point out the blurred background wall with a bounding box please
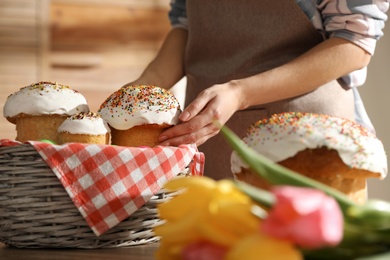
[0,0,171,137]
[0,0,389,199]
[361,20,390,200]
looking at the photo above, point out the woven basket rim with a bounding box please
[0,143,185,248]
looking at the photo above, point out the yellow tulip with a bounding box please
[157,190,212,221]
[209,200,260,236]
[197,220,239,246]
[154,212,201,245]
[155,242,183,260]
[226,233,303,260]
[206,180,260,239]
[155,176,267,260]
[158,176,218,221]
[164,176,217,192]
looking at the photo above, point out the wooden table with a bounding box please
[0,242,159,260]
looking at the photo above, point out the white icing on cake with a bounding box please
[3,81,89,123]
[98,85,181,130]
[230,112,388,179]
[58,112,110,135]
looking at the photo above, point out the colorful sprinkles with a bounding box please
[240,112,387,174]
[4,81,89,121]
[98,85,181,116]
[23,81,71,91]
[68,111,102,121]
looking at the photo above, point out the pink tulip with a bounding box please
[261,186,344,249]
[182,241,228,260]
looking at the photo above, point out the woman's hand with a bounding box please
[159,81,245,146]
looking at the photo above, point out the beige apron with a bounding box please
[184,0,355,180]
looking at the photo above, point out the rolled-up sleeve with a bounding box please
[319,0,389,55]
[169,0,188,29]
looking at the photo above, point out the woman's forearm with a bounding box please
[126,27,188,89]
[236,37,371,110]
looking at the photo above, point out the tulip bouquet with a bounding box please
[154,126,390,260]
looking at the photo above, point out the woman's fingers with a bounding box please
[163,83,241,146]
[159,118,220,146]
[179,89,217,122]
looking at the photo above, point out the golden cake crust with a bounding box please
[234,147,380,204]
[58,132,110,145]
[231,112,388,204]
[110,123,171,147]
[14,114,67,143]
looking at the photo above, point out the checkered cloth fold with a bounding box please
[0,139,204,236]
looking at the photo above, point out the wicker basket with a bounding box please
[0,143,182,248]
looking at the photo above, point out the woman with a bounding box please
[125,0,389,180]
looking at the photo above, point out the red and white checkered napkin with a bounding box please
[0,139,204,236]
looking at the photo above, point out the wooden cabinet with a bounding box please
[0,0,50,139]
[0,0,171,139]
[0,0,49,86]
[49,0,171,112]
